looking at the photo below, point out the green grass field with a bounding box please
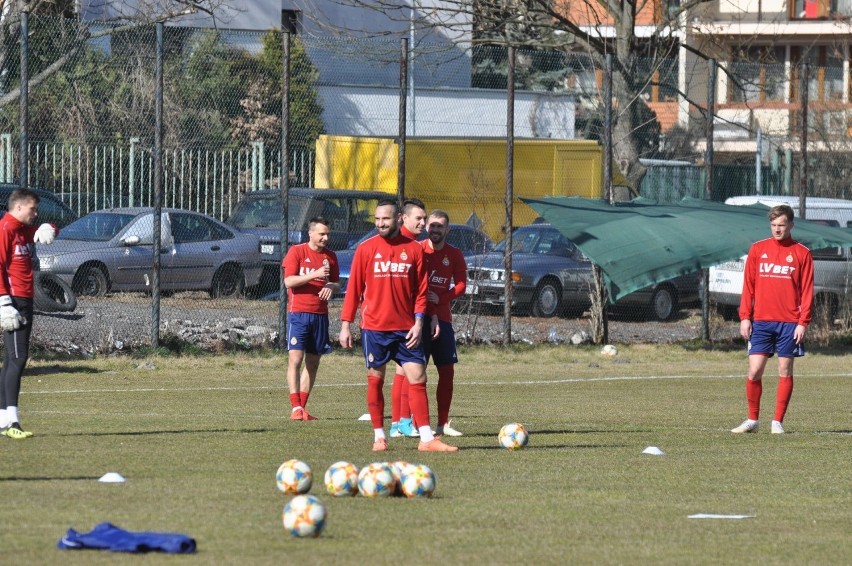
[4,345,851,565]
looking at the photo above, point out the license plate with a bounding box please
[466,284,478,295]
[261,244,274,255]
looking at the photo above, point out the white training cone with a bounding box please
[642,446,665,456]
[98,472,126,483]
[357,413,371,421]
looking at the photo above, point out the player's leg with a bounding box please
[433,321,461,436]
[772,323,803,434]
[287,349,306,420]
[1,299,33,439]
[732,321,772,433]
[286,313,308,420]
[300,353,321,420]
[389,364,406,437]
[398,339,458,452]
[300,314,332,421]
[362,330,393,451]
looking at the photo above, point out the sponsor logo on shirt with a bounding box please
[373,260,412,274]
[759,262,795,276]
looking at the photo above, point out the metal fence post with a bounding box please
[701,59,717,343]
[398,37,408,203]
[151,22,164,349]
[799,62,808,220]
[19,9,29,187]
[129,137,140,206]
[278,31,291,350]
[503,45,515,347]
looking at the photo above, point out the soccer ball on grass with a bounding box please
[498,423,529,450]
[357,462,397,497]
[282,494,326,537]
[324,461,359,497]
[400,464,436,498]
[276,459,312,494]
[600,344,618,356]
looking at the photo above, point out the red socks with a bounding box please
[289,393,301,409]
[407,381,430,431]
[774,376,794,422]
[400,378,410,419]
[436,365,454,427]
[367,375,385,429]
[299,391,310,410]
[746,379,762,420]
[391,373,404,422]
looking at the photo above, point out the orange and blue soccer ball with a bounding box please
[498,423,529,450]
[324,461,359,497]
[357,462,397,497]
[276,459,313,494]
[400,464,436,498]
[282,494,326,537]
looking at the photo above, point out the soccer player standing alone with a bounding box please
[0,188,59,438]
[283,217,340,421]
[339,200,458,452]
[732,204,813,434]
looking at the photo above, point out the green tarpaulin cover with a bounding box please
[520,196,852,301]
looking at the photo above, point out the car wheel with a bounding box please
[210,264,244,299]
[531,279,562,318]
[74,265,109,297]
[33,272,77,312]
[649,286,677,321]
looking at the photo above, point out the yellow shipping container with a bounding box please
[315,135,605,240]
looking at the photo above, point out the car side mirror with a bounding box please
[121,235,141,246]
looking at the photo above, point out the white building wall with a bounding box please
[319,85,575,139]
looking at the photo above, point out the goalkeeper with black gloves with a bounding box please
[0,187,57,439]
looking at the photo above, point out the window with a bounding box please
[171,213,233,244]
[793,46,846,102]
[729,46,786,103]
[791,0,852,19]
[809,219,845,260]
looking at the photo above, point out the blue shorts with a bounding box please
[287,313,332,355]
[361,329,426,369]
[748,321,805,358]
[422,320,458,367]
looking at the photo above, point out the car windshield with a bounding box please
[493,227,578,257]
[227,196,315,229]
[58,212,138,242]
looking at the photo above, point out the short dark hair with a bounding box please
[428,209,450,223]
[8,188,40,211]
[308,216,329,230]
[377,199,400,215]
[402,198,426,215]
[768,204,794,223]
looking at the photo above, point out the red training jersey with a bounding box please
[422,240,466,322]
[739,237,814,326]
[282,243,339,315]
[341,232,428,331]
[0,213,37,299]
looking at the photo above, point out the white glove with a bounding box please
[0,295,23,332]
[33,223,57,245]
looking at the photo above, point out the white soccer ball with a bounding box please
[390,461,415,496]
[498,423,529,450]
[324,461,359,497]
[357,462,397,497]
[276,459,312,495]
[601,344,618,356]
[400,464,436,498]
[282,494,326,538]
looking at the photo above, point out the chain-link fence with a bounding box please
[0,16,846,353]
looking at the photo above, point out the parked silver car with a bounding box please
[36,208,263,297]
[465,223,700,320]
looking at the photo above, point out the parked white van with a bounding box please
[709,195,852,320]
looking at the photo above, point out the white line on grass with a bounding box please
[23,372,852,395]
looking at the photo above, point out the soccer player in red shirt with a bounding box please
[339,199,458,452]
[421,210,467,437]
[283,217,340,421]
[732,204,814,435]
[389,198,428,439]
[0,188,59,439]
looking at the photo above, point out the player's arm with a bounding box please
[738,248,757,340]
[794,250,815,343]
[438,251,467,304]
[283,250,330,289]
[319,252,341,299]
